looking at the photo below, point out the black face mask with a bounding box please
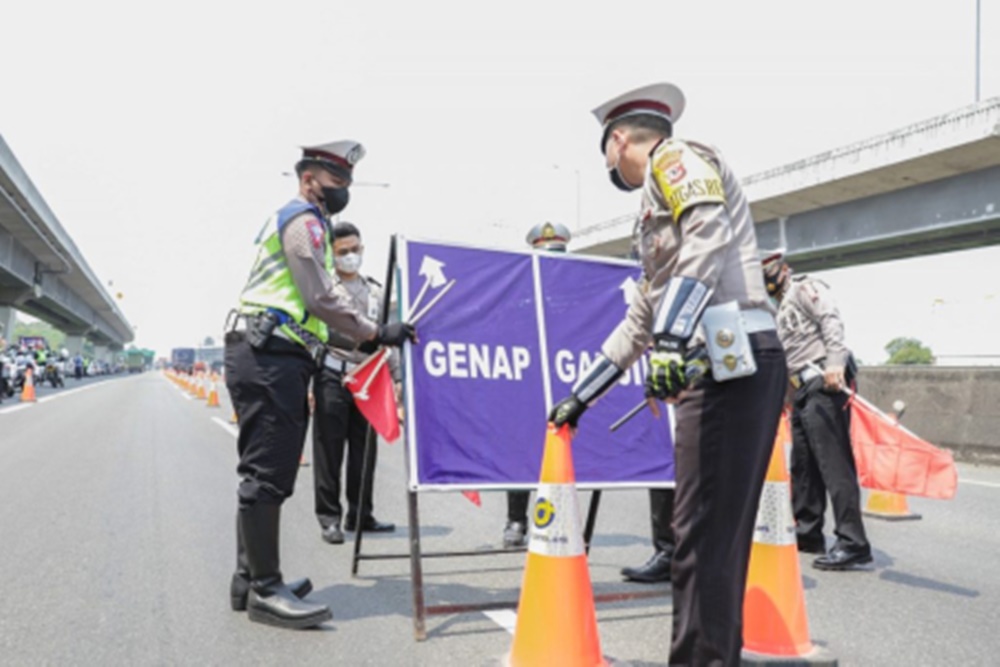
[609,167,640,192]
[320,186,350,215]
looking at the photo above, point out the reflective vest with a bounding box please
[239,199,332,348]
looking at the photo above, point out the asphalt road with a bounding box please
[1,371,998,666]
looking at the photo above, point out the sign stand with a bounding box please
[349,237,668,642]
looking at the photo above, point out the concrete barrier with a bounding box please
[857,366,1000,466]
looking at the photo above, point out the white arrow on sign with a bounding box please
[407,255,449,320]
[620,276,639,307]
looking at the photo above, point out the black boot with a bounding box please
[621,550,672,583]
[239,503,331,629]
[622,489,674,583]
[231,514,313,611]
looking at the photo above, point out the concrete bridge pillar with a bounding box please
[0,305,15,345]
[64,334,86,356]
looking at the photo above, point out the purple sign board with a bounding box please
[399,238,674,491]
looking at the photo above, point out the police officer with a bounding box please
[550,83,786,665]
[500,222,573,548]
[313,221,399,544]
[225,141,415,630]
[762,250,872,570]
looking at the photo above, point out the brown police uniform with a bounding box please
[313,274,399,536]
[589,83,787,665]
[776,273,870,558]
[601,137,786,666]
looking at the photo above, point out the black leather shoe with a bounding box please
[247,580,332,629]
[345,517,396,533]
[797,536,827,554]
[812,546,873,571]
[231,575,312,612]
[321,524,345,545]
[502,521,527,548]
[621,551,672,583]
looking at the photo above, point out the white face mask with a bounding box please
[335,251,363,274]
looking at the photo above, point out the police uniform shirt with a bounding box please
[601,139,772,369]
[325,275,401,379]
[775,274,849,374]
[281,197,378,343]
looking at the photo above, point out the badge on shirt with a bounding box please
[652,140,725,222]
[305,219,325,249]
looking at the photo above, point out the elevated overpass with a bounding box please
[0,135,133,353]
[574,98,1000,273]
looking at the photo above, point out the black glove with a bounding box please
[376,322,416,347]
[549,395,587,428]
[645,343,709,401]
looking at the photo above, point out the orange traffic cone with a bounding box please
[742,414,836,665]
[20,368,37,403]
[196,373,207,400]
[863,490,921,521]
[507,424,606,667]
[206,375,221,408]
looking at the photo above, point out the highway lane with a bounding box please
[1,371,999,666]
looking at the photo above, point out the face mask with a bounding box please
[335,252,363,274]
[608,142,640,192]
[320,186,350,215]
[609,166,640,192]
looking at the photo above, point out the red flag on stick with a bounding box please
[344,349,400,443]
[850,394,957,500]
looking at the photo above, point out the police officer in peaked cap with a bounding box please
[762,249,871,571]
[225,140,415,630]
[549,83,786,665]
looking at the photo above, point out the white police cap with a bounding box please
[299,140,366,181]
[592,83,686,152]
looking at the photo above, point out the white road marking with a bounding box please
[212,417,239,438]
[0,380,114,414]
[483,610,517,635]
[960,478,1000,489]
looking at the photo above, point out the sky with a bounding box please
[2,0,999,364]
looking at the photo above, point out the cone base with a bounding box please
[500,654,617,667]
[509,553,605,667]
[862,509,922,521]
[741,645,838,666]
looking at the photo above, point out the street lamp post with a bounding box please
[976,0,982,103]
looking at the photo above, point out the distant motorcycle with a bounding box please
[41,361,65,389]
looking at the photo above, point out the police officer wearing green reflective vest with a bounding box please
[549,84,787,665]
[224,140,415,630]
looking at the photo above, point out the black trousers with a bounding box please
[790,376,869,551]
[225,333,314,508]
[312,365,376,528]
[507,490,530,523]
[670,332,787,667]
[649,488,675,554]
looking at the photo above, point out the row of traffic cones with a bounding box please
[163,369,223,409]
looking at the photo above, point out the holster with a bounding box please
[700,301,757,382]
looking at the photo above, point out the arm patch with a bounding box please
[652,141,725,222]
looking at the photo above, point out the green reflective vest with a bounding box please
[239,199,332,348]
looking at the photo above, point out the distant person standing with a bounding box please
[312,221,399,544]
[500,222,572,548]
[225,140,415,630]
[762,249,871,571]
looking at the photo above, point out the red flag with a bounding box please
[461,491,482,507]
[344,349,400,443]
[850,394,957,500]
